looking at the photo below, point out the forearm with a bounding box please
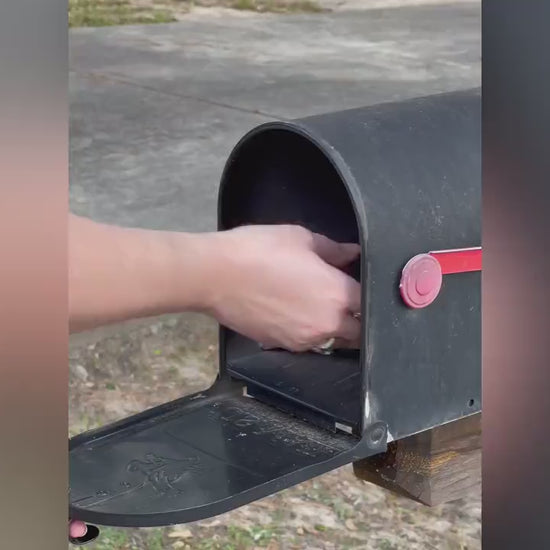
[69,215,217,333]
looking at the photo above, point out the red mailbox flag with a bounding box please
[429,246,482,275]
[400,247,482,308]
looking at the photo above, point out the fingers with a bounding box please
[259,272,361,353]
[333,314,361,347]
[340,273,361,315]
[69,520,87,539]
[259,341,281,351]
[310,233,360,268]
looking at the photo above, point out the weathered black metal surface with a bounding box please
[220,87,481,440]
[69,89,481,530]
[69,384,369,528]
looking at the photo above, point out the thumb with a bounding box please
[311,233,360,267]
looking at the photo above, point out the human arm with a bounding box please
[69,214,362,349]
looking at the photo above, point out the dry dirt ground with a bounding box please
[69,314,481,550]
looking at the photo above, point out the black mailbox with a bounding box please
[69,89,481,537]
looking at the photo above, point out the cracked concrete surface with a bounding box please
[70,1,480,231]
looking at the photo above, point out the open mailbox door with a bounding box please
[69,89,481,542]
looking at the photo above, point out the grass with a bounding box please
[69,0,176,27]
[195,525,278,550]
[90,527,167,550]
[146,530,165,550]
[378,539,400,550]
[93,527,131,550]
[86,525,277,550]
[68,0,324,27]
[230,0,324,13]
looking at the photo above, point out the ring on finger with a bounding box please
[311,337,335,355]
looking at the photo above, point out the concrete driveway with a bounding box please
[69,1,480,232]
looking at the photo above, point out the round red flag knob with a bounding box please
[399,253,442,309]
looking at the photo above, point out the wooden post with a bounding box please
[353,413,481,506]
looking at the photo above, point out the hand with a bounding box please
[69,215,361,346]
[203,225,361,352]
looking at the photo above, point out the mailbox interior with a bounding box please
[219,126,365,435]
